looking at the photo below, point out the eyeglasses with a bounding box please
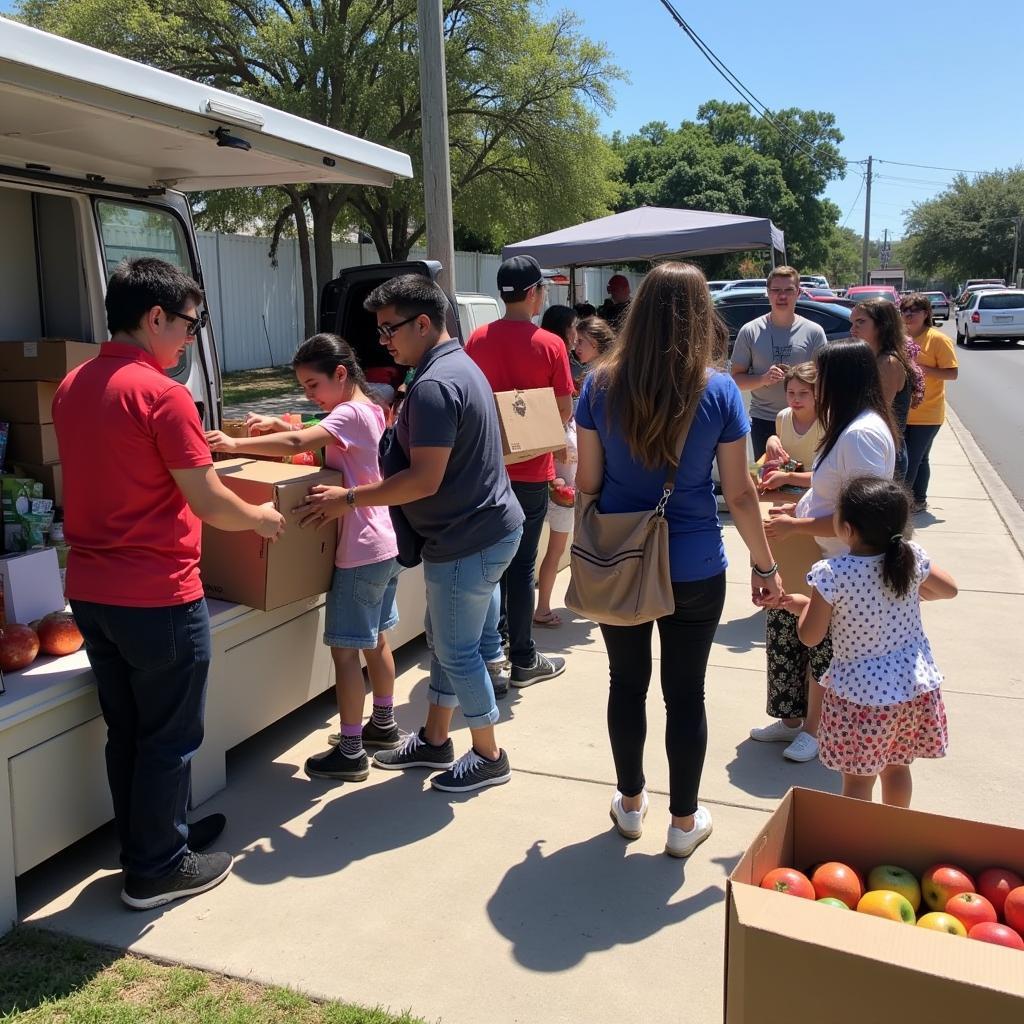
[173,309,208,337]
[376,314,420,340]
[900,308,925,316]
[768,288,797,296]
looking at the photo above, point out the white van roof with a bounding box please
[0,20,413,191]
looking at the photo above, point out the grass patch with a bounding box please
[221,365,298,405]
[0,928,431,1024]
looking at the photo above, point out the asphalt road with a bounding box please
[938,319,1024,509]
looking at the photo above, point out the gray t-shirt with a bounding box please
[732,314,828,422]
[396,340,524,562]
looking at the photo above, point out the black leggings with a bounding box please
[599,572,727,817]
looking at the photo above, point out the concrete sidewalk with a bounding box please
[17,413,1024,1024]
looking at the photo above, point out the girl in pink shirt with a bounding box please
[207,334,401,782]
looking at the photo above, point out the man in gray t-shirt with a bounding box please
[730,266,827,459]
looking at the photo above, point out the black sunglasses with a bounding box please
[173,309,209,337]
[376,314,420,340]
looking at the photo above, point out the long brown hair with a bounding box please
[597,262,727,470]
[814,339,897,466]
[575,315,616,356]
[854,298,917,390]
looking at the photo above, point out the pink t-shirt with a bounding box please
[319,401,399,569]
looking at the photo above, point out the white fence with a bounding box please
[193,232,644,371]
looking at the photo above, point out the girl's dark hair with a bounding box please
[814,339,897,466]
[540,305,578,345]
[853,298,919,404]
[837,475,915,597]
[292,333,367,390]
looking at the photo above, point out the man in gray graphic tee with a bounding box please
[730,265,828,460]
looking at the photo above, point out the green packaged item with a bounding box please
[1,476,43,523]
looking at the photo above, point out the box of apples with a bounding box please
[725,788,1024,1024]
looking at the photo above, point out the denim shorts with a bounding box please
[323,556,400,649]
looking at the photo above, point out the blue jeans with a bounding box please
[72,598,211,879]
[424,527,522,727]
[500,481,549,668]
[904,423,943,502]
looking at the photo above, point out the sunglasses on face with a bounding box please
[173,309,208,337]
[376,314,420,340]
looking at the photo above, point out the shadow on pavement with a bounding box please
[712,608,763,655]
[486,833,724,971]
[725,738,840,800]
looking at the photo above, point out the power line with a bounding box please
[841,172,866,228]
[876,159,989,175]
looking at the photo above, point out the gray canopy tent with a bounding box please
[502,206,786,302]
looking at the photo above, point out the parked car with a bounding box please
[714,293,852,356]
[799,274,831,290]
[707,280,732,293]
[954,289,1024,347]
[964,278,1006,291]
[720,278,768,294]
[845,285,901,305]
[956,281,1008,308]
[802,287,838,301]
[922,291,950,321]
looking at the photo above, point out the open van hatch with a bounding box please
[0,20,413,191]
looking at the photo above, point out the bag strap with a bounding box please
[654,386,705,518]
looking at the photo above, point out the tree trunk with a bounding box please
[309,183,336,305]
[283,186,316,337]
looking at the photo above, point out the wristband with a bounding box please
[752,562,778,579]
[345,487,357,507]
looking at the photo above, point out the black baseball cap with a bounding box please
[497,255,552,295]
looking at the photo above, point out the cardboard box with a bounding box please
[0,340,96,382]
[1,477,43,523]
[200,458,341,611]
[11,462,62,506]
[216,419,283,463]
[759,495,821,597]
[494,388,566,466]
[0,381,58,424]
[0,548,65,626]
[726,788,1024,1024]
[6,422,59,465]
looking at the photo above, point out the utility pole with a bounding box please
[861,155,872,285]
[417,0,456,296]
[1013,216,1021,287]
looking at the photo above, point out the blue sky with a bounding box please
[542,0,1024,241]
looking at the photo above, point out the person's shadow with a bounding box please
[486,833,726,971]
[725,738,840,800]
[712,607,764,656]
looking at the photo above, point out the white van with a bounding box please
[0,21,426,931]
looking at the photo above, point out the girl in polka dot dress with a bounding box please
[779,475,957,807]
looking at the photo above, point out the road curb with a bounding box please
[945,406,1024,560]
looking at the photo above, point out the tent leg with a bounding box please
[569,265,577,307]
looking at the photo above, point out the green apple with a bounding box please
[817,897,849,909]
[867,864,921,912]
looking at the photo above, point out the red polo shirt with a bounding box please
[464,319,573,483]
[52,342,212,607]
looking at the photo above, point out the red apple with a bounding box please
[35,611,84,657]
[760,867,815,899]
[977,867,1024,920]
[969,922,1024,950]
[921,863,976,912]
[0,623,40,671]
[1004,887,1024,935]
[945,892,997,932]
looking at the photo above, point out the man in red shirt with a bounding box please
[53,258,284,911]
[465,255,573,687]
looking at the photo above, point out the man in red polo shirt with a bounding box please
[53,257,284,910]
[465,255,573,688]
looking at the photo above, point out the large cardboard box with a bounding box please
[0,340,96,382]
[200,459,341,611]
[6,422,59,465]
[494,388,565,466]
[759,495,821,597]
[726,788,1024,1023]
[11,462,62,506]
[0,548,65,626]
[0,381,58,423]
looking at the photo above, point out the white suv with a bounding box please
[955,289,1024,347]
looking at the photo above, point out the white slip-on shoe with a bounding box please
[609,790,648,840]
[783,731,820,763]
[749,720,803,743]
[665,806,713,858]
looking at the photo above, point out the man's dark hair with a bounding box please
[363,274,447,330]
[105,257,204,335]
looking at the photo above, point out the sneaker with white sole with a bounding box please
[487,658,511,699]
[783,731,819,762]
[609,790,648,840]
[372,727,455,771]
[665,806,713,858]
[749,720,803,743]
[511,653,565,688]
[121,850,233,910]
[430,748,511,793]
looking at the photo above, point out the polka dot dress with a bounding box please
[808,542,948,775]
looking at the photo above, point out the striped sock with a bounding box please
[371,697,395,729]
[340,723,364,759]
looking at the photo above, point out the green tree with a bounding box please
[611,102,846,270]
[902,168,1024,285]
[19,0,623,333]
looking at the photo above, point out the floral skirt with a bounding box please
[818,688,948,776]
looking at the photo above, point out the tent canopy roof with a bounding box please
[502,206,785,267]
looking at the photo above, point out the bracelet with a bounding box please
[345,487,357,507]
[752,561,779,579]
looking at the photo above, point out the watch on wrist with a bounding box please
[345,487,357,507]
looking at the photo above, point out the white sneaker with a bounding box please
[665,806,713,858]
[609,790,648,840]
[749,720,803,743]
[783,731,819,762]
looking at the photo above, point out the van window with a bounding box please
[469,302,500,332]
[96,201,195,376]
[979,293,1024,311]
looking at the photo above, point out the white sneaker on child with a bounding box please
[665,806,713,858]
[749,720,803,743]
[783,732,819,762]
